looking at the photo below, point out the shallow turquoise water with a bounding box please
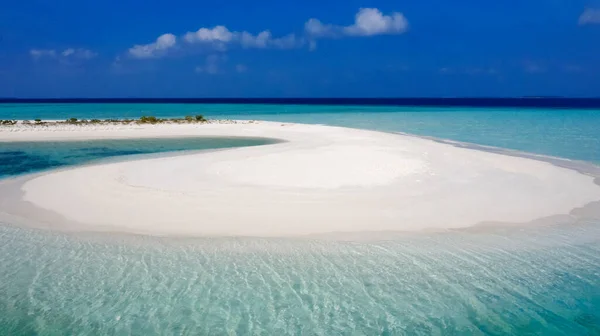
[1,222,599,335]
[1,103,600,163]
[1,104,600,335]
[0,137,276,179]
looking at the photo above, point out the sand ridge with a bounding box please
[1,121,600,237]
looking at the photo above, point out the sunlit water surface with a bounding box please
[1,104,599,335]
[1,223,599,335]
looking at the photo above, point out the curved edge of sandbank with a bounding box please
[0,121,600,240]
[398,131,600,178]
[0,135,287,182]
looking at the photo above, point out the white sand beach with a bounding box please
[1,121,599,237]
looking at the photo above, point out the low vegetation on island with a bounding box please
[0,115,216,127]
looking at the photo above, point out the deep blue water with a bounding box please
[2,98,600,108]
[0,103,599,335]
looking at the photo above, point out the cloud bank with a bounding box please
[128,26,302,59]
[126,7,409,59]
[185,26,301,49]
[128,34,177,59]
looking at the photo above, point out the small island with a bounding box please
[0,115,211,126]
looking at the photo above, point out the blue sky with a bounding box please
[1,0,599,97]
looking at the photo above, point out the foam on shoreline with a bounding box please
[1,121,600,238]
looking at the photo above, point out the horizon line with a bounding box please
[3,97,600,100]
[2,97,600,109]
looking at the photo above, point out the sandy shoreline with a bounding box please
[1,121,600,237]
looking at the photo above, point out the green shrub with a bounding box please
[34,119,42,123]
[184,115,194,122]
[90,119,101,123]
[140,116,159,124]
[195,114,207,122]
[67,117,78,124]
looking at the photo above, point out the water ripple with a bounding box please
[1,222,599,335]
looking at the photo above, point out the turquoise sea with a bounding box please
[1,103,600,163]
[1,103,600,335]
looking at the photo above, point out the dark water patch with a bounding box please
[0,153,62,177]
[0,137,278,179]
[0,150,28,157]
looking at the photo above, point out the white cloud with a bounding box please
[30,48,97,60]
[271,34,301,49]
[305,8,408,38]
[184,26,234,43]
[240,31,272,48]
[128,33,177,59]
[345,8,408,36]
[130,26,302,60]
[185,26,302,50]
[579,8,600,25]
[305,19,336,38]
[125,7,407,59]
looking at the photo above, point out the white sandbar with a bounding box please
[1,121,599,237]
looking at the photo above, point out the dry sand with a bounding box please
[1,121,599,237]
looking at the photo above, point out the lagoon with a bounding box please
[0,104,599,335]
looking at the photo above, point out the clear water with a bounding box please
[1,103,600,163]
[1,103,599,335]
[1,223,599,335]
[0,137,276,179]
